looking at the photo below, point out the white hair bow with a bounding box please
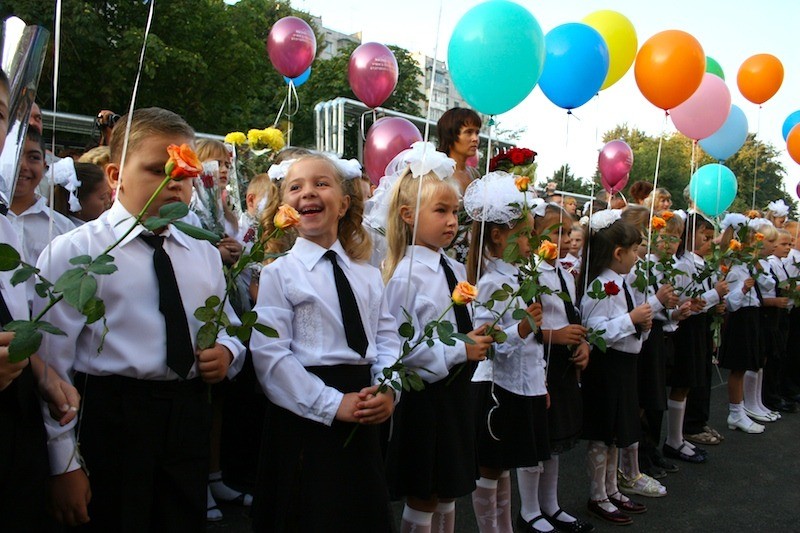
[50,157,82,212]
[590,209,622,233]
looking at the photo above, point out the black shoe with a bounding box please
[517,513,556,533]
[662,442,706,464]
[652,455,679,473]
[545,509,595,532]
[767,399,799,413]
[586,500,633,525]
[642,465,667,479]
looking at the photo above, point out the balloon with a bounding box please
[737,54,783,105]
[689,163,737,216]
[699,104,748,161]
[448,0,545,115]
[706,56,725,80]
[466,155,479,168]
[670,73,731,140]
[788,124,800,165]
[363,117,422,185]
[538,23,609,110]
[283,66,311,87]
[634,30,705,110]
[348,43,398,109]
[782,110,800,141]
[796,181,800,199]
[267,16,316,78]
[582,10,637,91]
[598,140,633,193]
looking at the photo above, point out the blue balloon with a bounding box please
[538,23,609,110]
[698,104,748,161]
[782,110,800,141]
[284,66,311,87]
[689,163,738,217]
[448,0,545,115]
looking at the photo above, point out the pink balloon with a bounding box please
[348,43,399,109]
[598,139,633,192]
[670,73,732,140]
[466,155,479,168]
[267,17,316,78]
[364,117,422,185]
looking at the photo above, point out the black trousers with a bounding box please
[74,373,211,533]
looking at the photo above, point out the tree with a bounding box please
[539,164,594,197]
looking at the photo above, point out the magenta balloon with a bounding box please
[364,117,422,185]
[267,16,317,78]
[348,42,399,109]
[598,139,633,188]
[601,174,629,195]
[670,73,732,140]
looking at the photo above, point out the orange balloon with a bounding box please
[737,54,783,105]
[788,124,800,165]
[634,30,705,110]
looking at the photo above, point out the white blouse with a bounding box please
[580,268,645,354]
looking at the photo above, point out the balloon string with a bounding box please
[645,112,668,289]
[751,105,762,211]
[582,178,596,299]
[475,117,494,286]
[46,0,63,272]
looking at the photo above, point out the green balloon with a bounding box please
[706,56,725,80]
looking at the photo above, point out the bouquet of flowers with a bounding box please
[489,147,537,180]
[224,127,285,209]
[190,161,226,237]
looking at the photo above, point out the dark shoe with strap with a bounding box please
[652,454,679,473]
[517,513,556,533]
[608,492,647,514]
[662,442,707,464]
[586,499,632,526]
[545,508,595,532]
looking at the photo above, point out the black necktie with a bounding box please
[556,267,580,325]
[0,289,14,326]
[325,250,368,357]
[769,265,782,297]
[0,203,7,216]
[750,267,765,306]
[439,255,473,334]
[622,279,642,339]
[140,235,195,378]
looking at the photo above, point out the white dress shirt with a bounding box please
[540,260,577,332]
[725,263,771,311]
[383,246,471,384]
[0,215,31,321]
[768,254,792,310]
[783,248,800,278]
[7,195,75,265]
[580,268,645,354]
[674,252,721,314]
[34,200,246,474]
[250,237,401,427]
[471,258,546,396]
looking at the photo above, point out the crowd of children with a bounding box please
[2,89,800,533]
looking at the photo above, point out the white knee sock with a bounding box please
[744,371,768,415]
[619,443,641,479]
[472,478,499,533]
[402,506,433,533]
[432,501,455,533]
[517,464,553,531]
[756,369,772,413]
[605,446,625,501]
[540,456,576,522]
[666,399,695,455]
[496,472,513,533]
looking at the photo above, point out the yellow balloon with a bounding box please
[583,10,637,90]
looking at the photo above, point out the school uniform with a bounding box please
[761,257,789,408]
[781,249,800,398]
[0,215,53,532]
[471,258,550,469]
[719,264,767,372]
[34,200,246,532]
[384,245,478,500]
[249,237,399,532]
[559,253,581,279]
[580,269,646,448]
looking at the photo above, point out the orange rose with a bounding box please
[728,239,742,252]
[746,209,760,219]
[537,239,559,261]
[273,204,300,230]
[651,216,666,231]
[661,211,674,221]
[514,176,531,192]
[720,264,730,275]
[754,232,765,242]
[452,281,478,305]
[165,144,202,180]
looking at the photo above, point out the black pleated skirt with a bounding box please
[668,313,707,388]
[545,345,583,452]
[638,320,667,410]
[719,307,762,372]
[760,307,783,364]
[580,347,640,447]
[386,362,478,500]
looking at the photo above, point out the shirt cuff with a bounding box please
[218,338,246,379]
[47,433,82,475]
[309,387,344,427]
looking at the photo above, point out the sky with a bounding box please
[292,0,799,200]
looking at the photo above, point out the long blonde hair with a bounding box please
[382,169,461,283]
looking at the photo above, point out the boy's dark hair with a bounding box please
[629,180,654,204]
[25,126,46,155]
[436,107,481,154]
[0,69,8,92]
[578,218,641,302]
[676,213,714,258]
[108,107,194,164]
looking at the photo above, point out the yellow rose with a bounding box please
[273,204,300,230]
[754,232,765,242]
[514,176,531,192]
[746,210,760,219]
[451,281,478,305]
[537,239,559,261]
[661,211,674,221]
[728,239,742,251]
[651,216,666,231]
[224,131,247,145]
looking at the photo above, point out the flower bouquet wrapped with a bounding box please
[225,127,285,209]
[190,161,226,237]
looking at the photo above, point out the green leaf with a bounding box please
[172,221,221,244]
[557,292,572,302]
[218,313,231,327]
[158,201,189,220]
[205,295,221,308]
[233,326,252,343]
[53,268,85,293]
[491,330,508,343]
[399,322,414,339]
[8,327,41,363]
[94,254,115,265]
[490,289,509,301]
[426,339,434,347]
[194,307,216,322]
[382,367,393,379]
[10,265,37,286]
[452,332,475,345]
[512,308,529,320]
[34,282,50,298]
[63,274,98,312]
[502,283,513,293]
[440,335,455,346]
[34,321,67,336]
[436,321,454,337]
[253,323,279,338]
[88,262,118,275]
[81,297,106,324]
[68,255,93,265]
[143,217,170,231]
[241,310,257,327]
[196,322,219,350]
[0,243,21,271]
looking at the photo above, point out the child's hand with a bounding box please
[196,344,233,384]
[49,469,91,526]
[550,325,587,346]
[743,277,755,293]
[217,237,243,266]
[36,361,81,426]
[671,301,693,321]
[517,302,543,338]
[335,392,361,423]
[466,325,494,362]
[656,284,679,308]
[629,303,652,326]
[715,303,726,315]
[354,385,394,424]
[766,297,790,309]
[0,332,27,391]
[572,342,590,370]
[715,280,729,298]
[690,298,706,313]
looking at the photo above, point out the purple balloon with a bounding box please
[598,139,633,193]
[364,117,422,185]
[349,43,399,109]
[267,16,316,78]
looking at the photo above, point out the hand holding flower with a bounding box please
[353,384,395,424]
[715,279,729,298]
[466,324,495,361]
[196,343,233,384]
[630,303,652,328]
[517,302,544,338]
[655,283,679,308]
[548,324,588,346]
[572,341,590,370]
[743,277,755,293]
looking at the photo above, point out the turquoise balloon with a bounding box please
[539,23,609,110]
[448,0,545,115]
[689,163,737,217]
[698,104,748,161]
[782,110,800,141]
[283,66,311,87]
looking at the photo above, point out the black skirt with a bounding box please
[718,307,762,372]
[386,362,478,500]
[472,382,550,469]
[580,347,640,448]
[252,365,393,533]
[668,313,707,388]
[638,320,667,411]
[544,345,583,451]
[760,308,783,364]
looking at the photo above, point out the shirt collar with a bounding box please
[106,200,191,250]
[487,256,518,276]
[601,267,626,283]
[539,259,556,271]
[406,245,444,273]
[12,195,49,217]
[292,237,351,271]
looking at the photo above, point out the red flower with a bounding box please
[165,144,202,181]
[604,280,620,296]
[510,150,526,165]
[200,172,215,189]
[242,227,255,243]
[489,147,537,172]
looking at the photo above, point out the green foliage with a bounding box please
[541,164,595,197]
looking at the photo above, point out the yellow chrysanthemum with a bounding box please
[260,127,286,152]
[247,129,263,147]
[224,131,247,145]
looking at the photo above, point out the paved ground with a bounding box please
[211,370,800,532]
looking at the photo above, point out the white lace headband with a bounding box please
[266,153,363,182]
[49,157,82,212]
[720,213,746,232]
[767,199,789,217]
[406,142,455,180]
[463,171,535,224]
[589,209,622,233]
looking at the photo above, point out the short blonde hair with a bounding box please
[78,146,111,168]
[109,107,194,164]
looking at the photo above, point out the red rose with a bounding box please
[510,149,526,165]
[604,280,620,296]
[200,172,214,189]
[242,227,255,243]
